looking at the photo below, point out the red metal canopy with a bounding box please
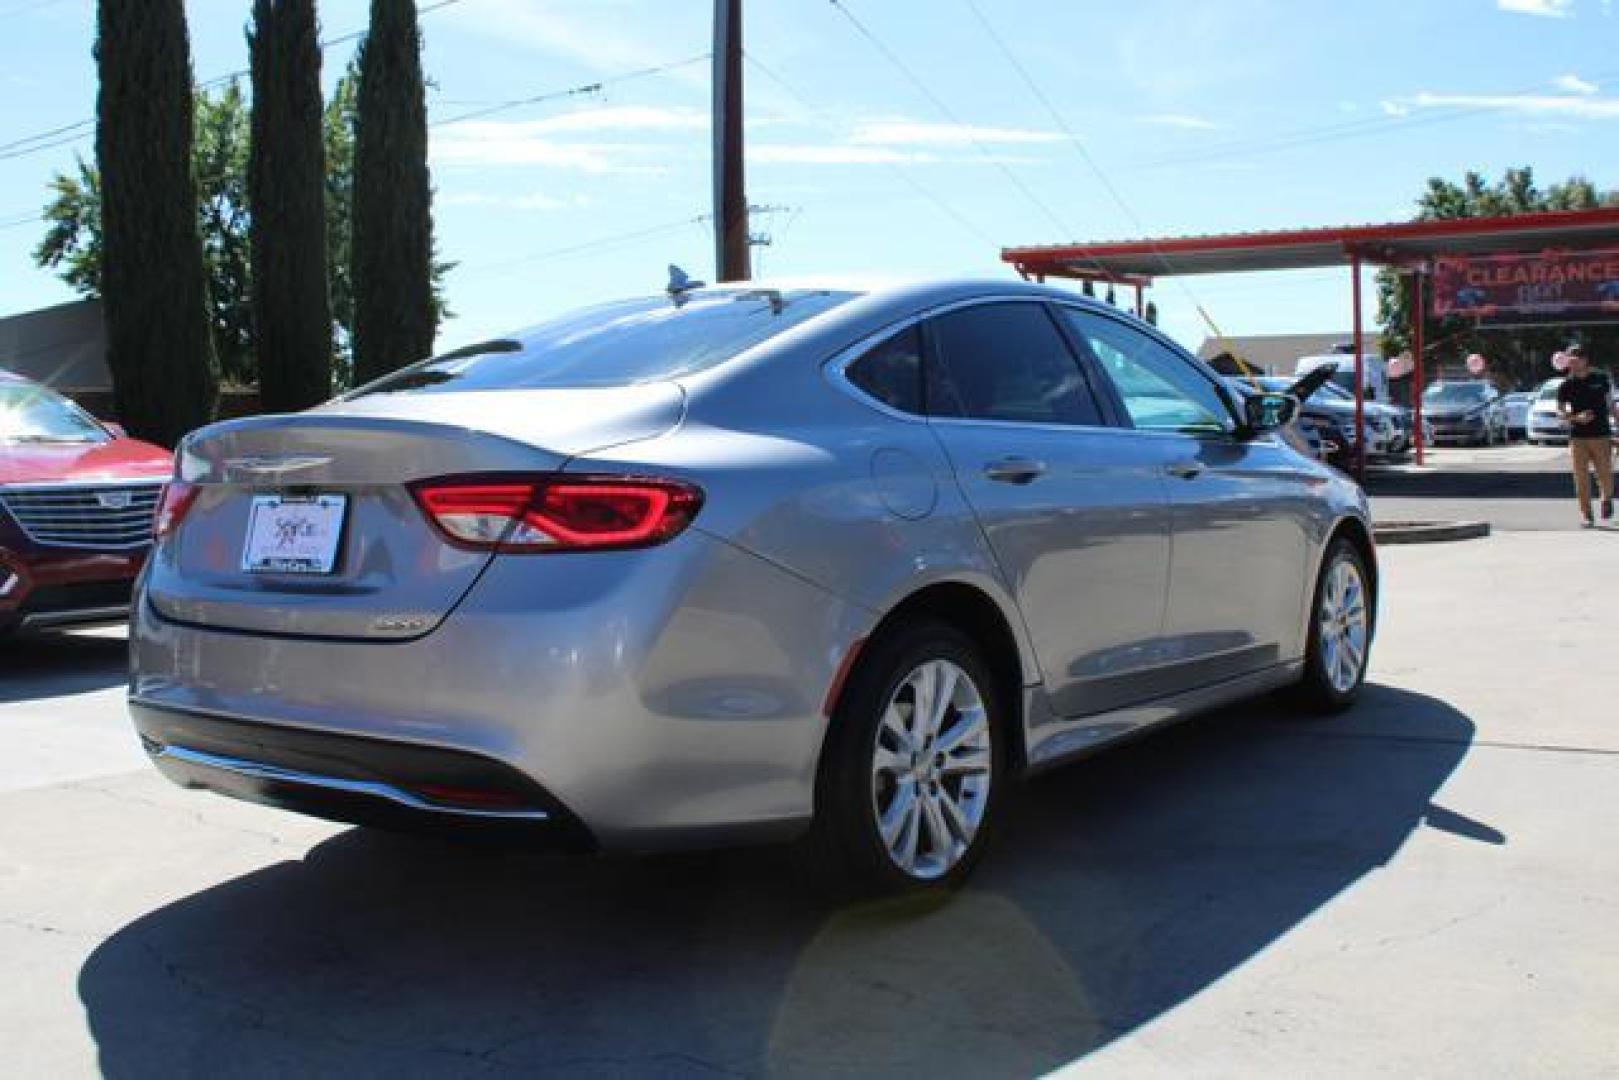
[1002,207,1619,281]
[1003,206,1619,477]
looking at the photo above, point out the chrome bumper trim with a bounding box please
[150,743,553,822]
[18,604,130,630]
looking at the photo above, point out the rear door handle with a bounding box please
[1165,460,1206,480]
[983,457,1047,484]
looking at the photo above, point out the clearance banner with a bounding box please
[1431,248,1619,318]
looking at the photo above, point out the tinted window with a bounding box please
[352,290,856,395]
[845,326,923,415]
[1059,309,1232,435]
[0,381,109,444]
[926,303,1103,426]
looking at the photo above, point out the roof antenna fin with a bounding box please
[666,264,706,306]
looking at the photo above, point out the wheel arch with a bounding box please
[829,580,1034,771]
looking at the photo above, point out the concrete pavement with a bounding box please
[2,527,1617,1078]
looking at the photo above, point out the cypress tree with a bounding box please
[351,0,435,383]
[249,0,333,411]
[94,0,218,446]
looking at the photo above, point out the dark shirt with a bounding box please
[1557,371,1614,438]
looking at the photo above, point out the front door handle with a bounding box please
[1165,460,1206,480]
[983,457,1047,484]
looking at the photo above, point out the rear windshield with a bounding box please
[351,289,856,396]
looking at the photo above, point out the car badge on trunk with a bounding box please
[223,455,333,479]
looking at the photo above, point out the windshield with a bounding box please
[352,290,856,396]
[1424,382,1490,405]
[0,381,110,444]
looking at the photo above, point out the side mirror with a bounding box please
[1244,392,1298,433]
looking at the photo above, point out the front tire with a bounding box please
[798,620,1008,897]
[1296,539,1373,713]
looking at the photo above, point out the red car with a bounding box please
[0,370,172,636]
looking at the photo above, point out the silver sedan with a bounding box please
[130,279,1376,894]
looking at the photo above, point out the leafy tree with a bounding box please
[249,0,332,410]
[352,0,436,383]
[93,0,218,445]
[36,64,441,391]
[1377,166,1619,391]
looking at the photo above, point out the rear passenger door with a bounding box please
[1057,306,1315,690]
[921,300,1173,720]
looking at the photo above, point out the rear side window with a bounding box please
[845,326,923,415]
[926,303,1104,426]
[352,290,856,395]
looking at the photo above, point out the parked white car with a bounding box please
[1526,378,1569,444]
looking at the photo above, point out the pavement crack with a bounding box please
[62,779,292,847]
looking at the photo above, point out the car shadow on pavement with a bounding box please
[77,684,1479,1078]
[1363,465,1569,500]
[0,630,127,704]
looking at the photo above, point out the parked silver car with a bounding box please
[130,279,1377,894]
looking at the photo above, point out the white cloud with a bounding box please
[1553,73,1599,94]
[1497,0,1574,15]
[439,0,704,86]
[1383,90,1619,119]
[429,106,707,172]
[1137,113,1221,131]
[489,105,707,136]
[430,131,667,173]
[846,119,1066,146]
[441,191,594,211]
[749,144,937,165]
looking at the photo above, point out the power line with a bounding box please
[962,0,1232,335]
[743,51,999,250]
[457,216,707,277]
[824,0,1075,238]
[431,53,709,128]
[1115,64,1619,176]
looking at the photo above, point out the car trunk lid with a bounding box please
[146,386,683,639]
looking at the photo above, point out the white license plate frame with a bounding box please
[241,493,348,575]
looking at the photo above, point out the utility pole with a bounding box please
[712,0,750,282]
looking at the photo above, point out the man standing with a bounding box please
[1556,344,1617,526]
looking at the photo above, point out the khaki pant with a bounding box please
[1570,436,1615,518]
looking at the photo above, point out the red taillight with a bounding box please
[153,481,199,541]
[409,475,703,553]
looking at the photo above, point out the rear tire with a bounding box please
[797,620,1008,898]
[1295,539,1372,714]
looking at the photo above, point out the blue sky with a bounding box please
[3,0,1617,354]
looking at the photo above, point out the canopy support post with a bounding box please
[1351,253,1366,480]
[1412,270,1426,467]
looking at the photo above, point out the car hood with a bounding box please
[0,438,173,485]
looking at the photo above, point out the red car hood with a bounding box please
[0,438,173,486]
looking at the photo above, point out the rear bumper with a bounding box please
[130,528,867,852]
[132,700,596,848]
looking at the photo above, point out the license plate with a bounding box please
[241,494,347,574]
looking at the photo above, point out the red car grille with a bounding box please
[0,481,163,550]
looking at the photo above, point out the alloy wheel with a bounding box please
[869,659,993,881]
[1317,555,1369,694]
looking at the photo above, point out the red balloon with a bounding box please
[1465,353,1487,375]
